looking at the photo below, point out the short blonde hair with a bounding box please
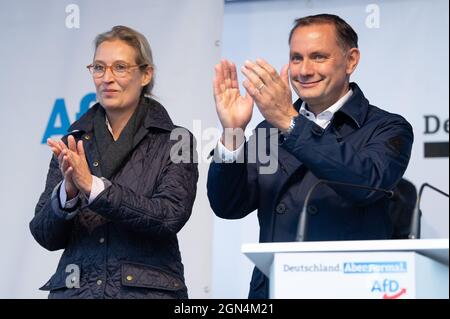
[94,25,155,95]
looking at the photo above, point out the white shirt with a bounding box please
[217,89,353,162]
[298,89,353,129]
[59,177,104,208]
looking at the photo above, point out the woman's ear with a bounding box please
[141,66,153,87]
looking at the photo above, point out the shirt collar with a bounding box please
[299,89,353,129]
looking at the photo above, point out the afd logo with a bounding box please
[343,261,407,273]
[41,93,96,144]
[372,279,407,299]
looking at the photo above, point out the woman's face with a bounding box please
[92,39,152,113]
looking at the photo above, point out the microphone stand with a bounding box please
[296,179,394,242]
[408,183,449,239]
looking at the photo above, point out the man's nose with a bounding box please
[299,59,314,77]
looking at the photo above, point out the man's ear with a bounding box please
[346,48,360,75]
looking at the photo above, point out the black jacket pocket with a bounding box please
[121,262,185,291]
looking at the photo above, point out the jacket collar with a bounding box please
[336,82,369,128]
[141,97,175,131]
[69,96,175,134]
[293,82,369,129]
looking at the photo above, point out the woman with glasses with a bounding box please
[30,26,198,299]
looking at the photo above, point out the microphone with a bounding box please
[408,183,449,239]
[296,179,395,242]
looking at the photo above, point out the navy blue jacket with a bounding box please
[30,98,198,299]
[207,83,413,298]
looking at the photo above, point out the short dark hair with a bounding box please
[288,14,358,50]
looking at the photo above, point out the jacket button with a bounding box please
[96,279,102,285]
[275,203,287,214]
[93,161,99,167]
[307,205,318,215]
[311,125,324,136]
[126,275,134,281]
[84,135,90,140]
[99,237,105,244]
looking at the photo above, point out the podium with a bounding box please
[242,239,449,299]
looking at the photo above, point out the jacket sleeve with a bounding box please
[207,133,260,220]
[88,137,198,237]
[29,156,79,251]
[282,114,414,203]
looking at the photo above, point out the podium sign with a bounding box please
[271,251,446,299]
[243,239,449,299]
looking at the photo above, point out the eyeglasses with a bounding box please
[86,61,148,78]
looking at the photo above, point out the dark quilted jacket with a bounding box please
[30,97,198,299]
